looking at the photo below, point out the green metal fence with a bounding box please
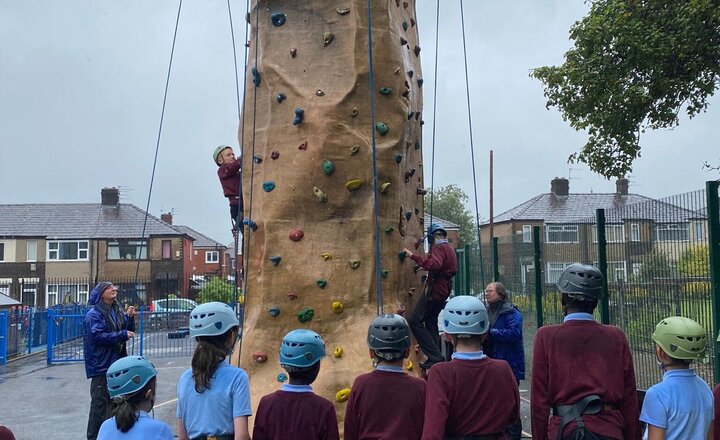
[468,181,720,390]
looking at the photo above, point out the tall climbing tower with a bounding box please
[237,0,425,423]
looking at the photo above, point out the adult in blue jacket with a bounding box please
[83,281,135,440]
[484,282,525,440]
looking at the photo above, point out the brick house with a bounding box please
[162,214,230,279]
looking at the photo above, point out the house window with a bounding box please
[20,280,38,307]
[47,283,88,305]
[545,225,579,243]
[107,240,147,260]
[162,240,172,259]
[632,262,643,276]
[546,262,573,284]
[592,224,625,243]
[654,223,689,242]
[47,285,58,307]
[522,225,532,243]
[630,223,640,242]
[695,223,704,242]
[593,261,627,282]
[206,251,219,264]
[27,241,37,262]
[0,278,11,296]
[48,240,89,261]
[0,242,4,261]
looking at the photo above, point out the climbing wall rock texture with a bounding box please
[235,0,425,426]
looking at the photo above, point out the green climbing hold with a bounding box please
[297,308,314,323]
[316,279,327,289]
[399,251,407,261]
[351,107,358,117]
[322,160,335,176]
[402,21,408,31]
[405,211,412,221]
[277,373,288,382]
[381,270,389,278]
[384,226,394,235]
[376,122,389,136]
[348,260,361,269]
[378,87,392,96]
[263,181,276,192]
[414,140,420,150]
[394,154,403,164]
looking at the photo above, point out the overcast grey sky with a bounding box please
[1,1,717,244]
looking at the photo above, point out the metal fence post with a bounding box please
[47,309,53,365]
[707,180,720,384]
[596,208,610,324]
[139,307,145,356]
[0,311,7,365]
[492,237,500,282]
[464,244,471,294]
[533,226,544,328]
[27,308,33,355]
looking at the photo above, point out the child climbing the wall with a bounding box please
[252,329,339,440]
[213,145,243,231]
[344,314,426,440]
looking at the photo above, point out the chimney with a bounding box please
[616,178,629,196]
[101,187,119,206]
[161,212,173,225]
[550,177,569,196]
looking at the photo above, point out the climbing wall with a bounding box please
[235,0,425,426]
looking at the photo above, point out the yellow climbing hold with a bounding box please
[345,179,363,191]
[406,360,413,371]
[379,182,391,194]
[238,295,245,305]
[321,252,332,261]
[332,301,344,314]
[335,388,351,402]
[333,347,343,358]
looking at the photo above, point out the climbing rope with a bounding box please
[427,0,440,229]
[365,0,385,315]
[134,0,183,289]
[459,0,485,288]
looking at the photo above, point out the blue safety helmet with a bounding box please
[443,295,489,336]
[106,356,157,399]
[427,223,447,237]
[279,329,326,369]
[189,302,239,338]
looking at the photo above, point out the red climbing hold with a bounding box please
[417,187,427,196]
[414,45,421,57]
[400,37,407,46]
[298,141,308,151]
[253,352,268,363]
[289,229,304,241]
[287,292,299,300]
[271,150,280,160]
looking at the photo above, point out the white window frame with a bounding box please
[205,251,220,264]
[630,223,640,242]
[0,278,11,296]
[46,283,88,305]
[594,261,627,282]
[654,223,690,242]
[26,241,37,262]
[632,262,643,276]
[46,285,58,307]
[694,222,704,242]
[20,278,39,307]
[592,224,625,243]
[546,262,573,284]
[522,225,532,243]
[107,240,147,260]
[0,242,5,262]
[545,225,579,243]
[47,240,89,261]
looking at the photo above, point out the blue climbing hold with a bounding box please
[378,87,392,96]
[293,107,304,125]
[277,373,288,382]
[253,155,263,164]
[276,92,286,103]
[402,21,408,31]
[394,154,403,164]
[252,67,261,87]
[376,122,389,135]
[405,211,412,221]
[270,256,281,266]
[417,78,424,88]
[269,307,281,317]
[271,12,286,27]
[407,70,414,78]
[408,111,414,120]
[242,219,258,231]
[263,181,276,192]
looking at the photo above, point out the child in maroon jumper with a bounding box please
[344,314,426,440]
[213,145,243,230]
[531,264,640,440]
[252,329,339,440]
[422,296,519,440]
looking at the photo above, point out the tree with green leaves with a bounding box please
[635,249,674,282]
[678,244,710,278]
[425,184,477,245]
[531,0,720,178]
[197,277,235,304]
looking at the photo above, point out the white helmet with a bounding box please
[189,302,239,337]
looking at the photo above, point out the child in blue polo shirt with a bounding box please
[640,316,713,439]
[253,329,339,440]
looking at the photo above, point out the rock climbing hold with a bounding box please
[289,229,304,242]
[336,7,351,15]
[268,307,280,317]
[252,67,261,87]
[414,208,420,214]
[238,294,245,305]
[404,80,410,89]
[271,150,280,160]
[269,255,281,266]
[396,306,406,316]
[321,252,332,261]
[322,160,335,176]
[402,21,408,31]
[316,279,327,289]
[348,260,361,269]
[408,287,416,296]
[407,111,414,120]
[404,171,412,183]
[394,67,400,75]
[414,45,421,57]
[271,12,286,27]
[287,292,299,300]
[375,122,389,136]
[315,89,325,97]
[378,87,392,96]
[293,107,304,125]
[345,179,363,191]
[297,308,314,323]
[401,90,409,99]
[407,70,414,79]
[349,145,360,156]
[394,154,403,164]
[400,37,408,46]
[415,111,421,120]
[414,265,421,274]
[242,219,258,231]
[395,0,400,6]
[381,269,389,278]
[290,47,297,58]
[335,388,351,403]
[411,17,416,27]
[405,211,412,221]
[263,181,276,192]
[253,352,268,363]
[406,360,413,371]
[417,78,424,88]
[276,92,286,103]
[403,1,409,8]
[333,347,343,358]
[298,141,308,151]
[351,107,358,117]
[420,120,425,126]
[398,251,407,261]
[331,301,344,313]
[323,32,334,46]
[253,155,263,164]
[379,182,391,194]
[384,226,394,235]
[417,187,427,196]
[414,140,420,150]
[276,373,287,382]
[313,186,328,202]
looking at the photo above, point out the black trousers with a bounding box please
[87,375,111,440]
[409,291,445,364]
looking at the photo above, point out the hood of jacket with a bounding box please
[89,281,113,306]
[488,299,515,327]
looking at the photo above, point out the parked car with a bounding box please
[147,298,197,330]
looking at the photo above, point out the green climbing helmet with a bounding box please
[212,145,232,164]
[652,316,707,360]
